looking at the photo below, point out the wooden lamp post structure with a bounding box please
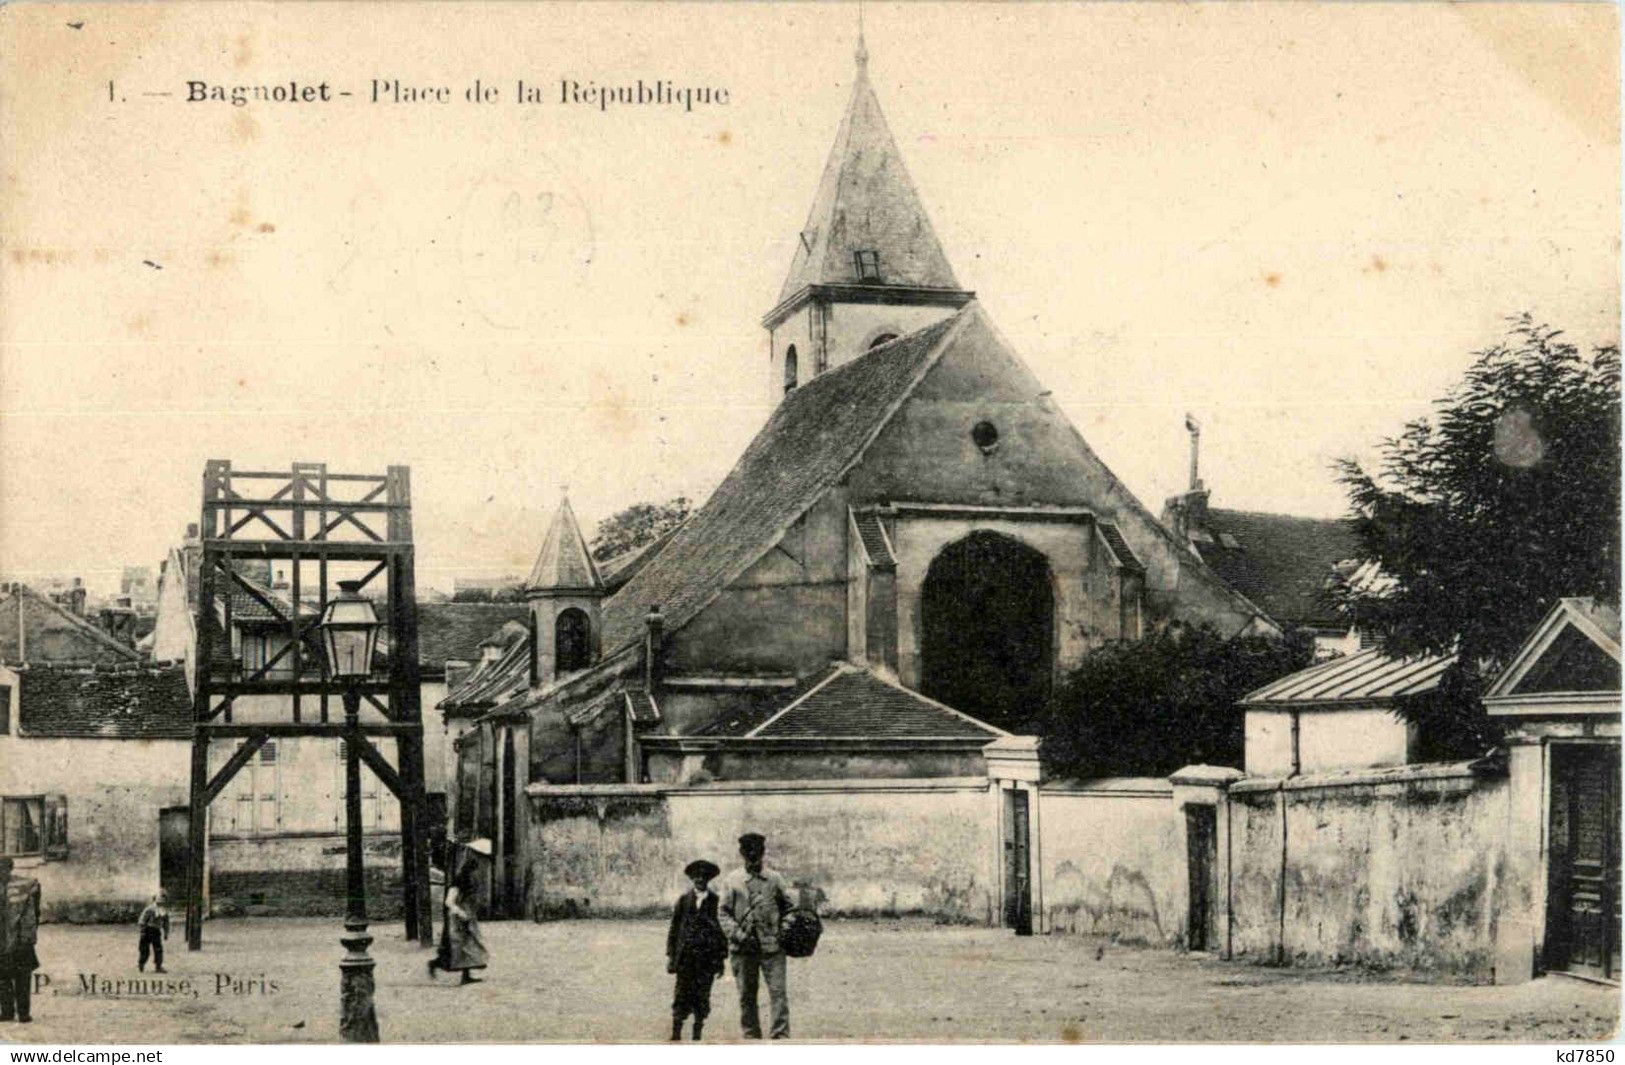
[182,461,434,1037]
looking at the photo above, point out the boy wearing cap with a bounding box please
[716,832,794,1040]
[666,859,727,1041]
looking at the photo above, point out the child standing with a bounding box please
[137,891,169,973]
[665,859,726,1041]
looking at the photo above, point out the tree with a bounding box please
[1331,316,1620,755]
[590,497,691,563]
[1036,625,1313,780]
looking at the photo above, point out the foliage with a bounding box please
[589,496,691,563]
[1035,625,1313,780]
[450,585,526,603]
[1330,316,1620,756]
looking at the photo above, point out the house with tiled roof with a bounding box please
[1161,420,1362,658]
[0,583,195,920]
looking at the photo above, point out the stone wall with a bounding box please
[209,833,406,918]
[1037,779,1185,945]
[525,777,996,922]
[1228,762,1508,980]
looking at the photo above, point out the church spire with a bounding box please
[524,494,602,594]
[761,26,973,396]
[772,32,961,304]
[855,0,868,72]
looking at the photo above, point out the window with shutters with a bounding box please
[1,796,44,857]
[42,794,67,858]
[335,739,391,831]
[224,741,282,836]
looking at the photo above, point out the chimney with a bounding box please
[182,523,204,609]
[1163,415,1211,546]
[271,566,291,594]
[1185,413,1204,492]
[644,605,664,691]
[99,603,137,646]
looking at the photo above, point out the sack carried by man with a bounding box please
[780,907,822,958]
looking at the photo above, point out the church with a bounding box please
[443,37,1278,884]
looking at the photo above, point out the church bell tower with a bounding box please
[762,33,973,403]
[524,494,604,687]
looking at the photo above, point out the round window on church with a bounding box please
[971,420,1000,455]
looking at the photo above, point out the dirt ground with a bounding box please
[0,917,1616,1044]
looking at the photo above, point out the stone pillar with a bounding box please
[1494,734,1546,984]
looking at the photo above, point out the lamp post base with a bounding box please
[339,916,379,1043]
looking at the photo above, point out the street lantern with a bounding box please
[319,580,381,679]
[320,578,384,1043]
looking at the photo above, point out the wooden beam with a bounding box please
[185,737,209,950]
[202,733,267,806]
[207,678,390,698]
[354,737,403,799]
[199,721,422,737]
[203,539,408,561]
[223,469,386,484]
[211,499,405,513]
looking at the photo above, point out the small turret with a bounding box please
[524,493,604,686]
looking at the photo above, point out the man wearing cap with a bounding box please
[716,832,794,1040]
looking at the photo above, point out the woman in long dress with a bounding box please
[428,840,489,985]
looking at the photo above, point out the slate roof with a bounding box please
[439,622,531,712]
[219,568,317,625]
[1240,646,1455,707]
[599,526,681,593]
[700,662,1004,741]
[851,510,896,568]
[416,603,531,669]
[776,51,960,302]
[525,498,602,593]
[624,688,660,725]
[0,585,143,666]
[1097,522,1144,574]
[692,668,845,738]
[1189,510,1359,629]
[17,663,192,739]
[598,309,969,656]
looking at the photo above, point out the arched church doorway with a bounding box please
[921,531,1054,731]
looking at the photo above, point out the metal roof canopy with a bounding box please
[1240,646,1456,708]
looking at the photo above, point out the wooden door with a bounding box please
[158,807,190,905]
[1547,744,1621,979]
[1003,788,1032,936]
[1186,804,1218,952]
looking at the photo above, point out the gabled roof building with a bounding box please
[449,38,1281,804]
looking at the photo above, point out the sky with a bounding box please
[1,2,1618,594]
